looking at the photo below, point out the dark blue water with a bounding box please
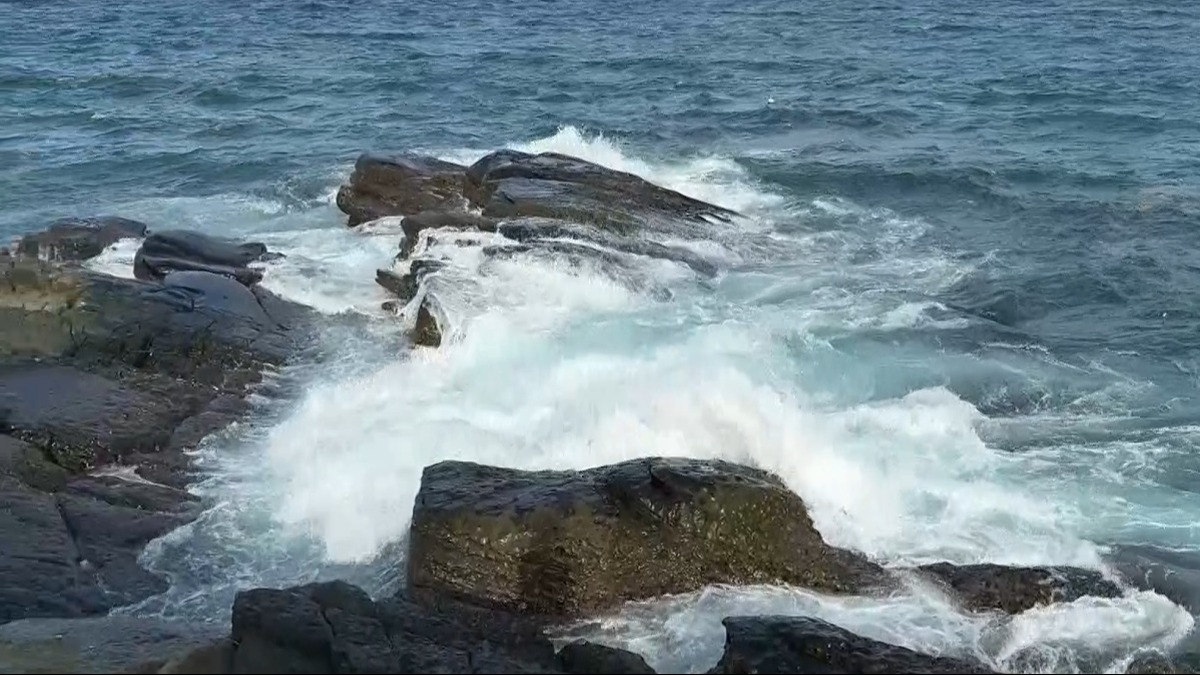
[4,1,1200,672]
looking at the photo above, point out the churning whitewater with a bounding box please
[83,128,1192,673]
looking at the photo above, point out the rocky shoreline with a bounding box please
[0,150,1194,673]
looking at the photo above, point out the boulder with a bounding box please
[913,562,1122,614]
[133,230,271,286]
[707,615,995,674]
[406,458,888,619]
[0,615,223,674]
[463,150,737,235]
[556,641,655,674]
[410,298,442,348]
[336,154,469,227]
[17,217,148,263]
[207,580,645,673]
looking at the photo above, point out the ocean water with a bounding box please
[5,0,1200,672]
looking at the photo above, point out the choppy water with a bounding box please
[5,0,1200,672]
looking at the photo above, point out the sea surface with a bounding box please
[4,0,1200,672]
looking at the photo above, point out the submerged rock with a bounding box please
[707,615,995,674]
[337,154,469,227]
[913,562,1123,614]
[406,457,888,619]
[17,216,147,263]
[133,230,272,286]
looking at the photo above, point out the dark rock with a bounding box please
[158,639,235,674]
[376,259,446,303]
[17,216,147,263]
[0,250,308,628]
[1109,545,1200,614]
[225,580,569,674]
[708,615,995,674]
[464,151,737,235]
[0,434,69,492]
[336,154,469,227]
[0,259,300,387]
[406,457,888,620]
[410,298,442,348]
[399,211,497,258]
[913,562,1122,614]
[0,364,209,472]
[0,474,190,624]
[1127,648,1200,674]
[556,641,655,674]
[0,615,224,674]
[133,230,271,286]
[65,474,198,514]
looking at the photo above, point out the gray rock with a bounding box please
[133,230,271,286]
[912,562,1122,614]
[707,615,995,674]
[17,217,147,263]
[0,475,187,624]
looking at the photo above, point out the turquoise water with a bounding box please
[4,0,1200,671]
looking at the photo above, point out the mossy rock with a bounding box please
[407,457,889,619]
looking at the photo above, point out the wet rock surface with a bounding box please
[707,615,996,674]
[0,615,224,674]
[406,457,890,619]
[133,230,273,286]
[913,562,1123,614]
[346,150,740,346]
[0,223,309,628]
[16,216,147,263]
[336,154,469,227]
[148,580,655,674]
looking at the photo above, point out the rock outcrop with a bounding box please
[336,154,469,227]
[912,562,1123,614]
[334,149,743,353]
[707,615,995,674]
[142,580,656,674]
[0,222,308,626]
[133,230,275,287]
[16,216,147,262]
[406,457,889,619]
